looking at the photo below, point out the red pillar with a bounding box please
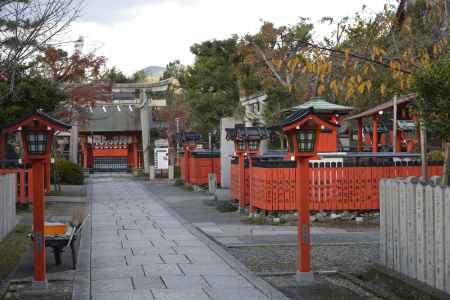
[184,147,190,184]
[44,160,51,193]
[372,116,379,153]
[297,159,313,280]
[81,143,88,168]
[238,154,246,209]
[133,143,139,169]
[31,159,47,286]
[357,119,363,152]
[396,131,402,152]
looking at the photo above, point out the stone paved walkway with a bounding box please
[74,175,286,300]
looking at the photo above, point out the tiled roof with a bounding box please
[289,97,353,113]
[225,126,270,141]
[79,105,147,133]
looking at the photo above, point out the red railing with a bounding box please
[244,160,443,212]
[230,157,252,206]
[230,159,240,201]
[250,160,297,211]
[189,156,221,186]
[0,166,33,204]
[309,161,441,211]
[178,150,221,186]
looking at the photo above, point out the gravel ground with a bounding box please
[227,244,379,274]
[147,182,444,300]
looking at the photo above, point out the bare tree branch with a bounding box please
[0,0,83,102]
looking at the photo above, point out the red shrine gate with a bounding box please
[79,103,144,172]
[80,133,142,171]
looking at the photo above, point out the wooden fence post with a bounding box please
[399,181,408,274]
[379,179,387,266]
[434,185,445,290]
[416,183,426,282]
[425,185,435,287]
[444,187,450,293]
[406,179,417,279]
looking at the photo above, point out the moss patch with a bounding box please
[0,224,32,280]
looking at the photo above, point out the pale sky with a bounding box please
[68,0,391,75]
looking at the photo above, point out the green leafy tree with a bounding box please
[235,20,315,125]
[162,60,186,83]
[132,70,147,83]
[101,66,129,83]
[414,59,450,184]
[184,38,240,136]
[0,74,66,127]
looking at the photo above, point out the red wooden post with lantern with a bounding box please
[2,111,70,288]
[282,107,339,282]
[226,125,270,210]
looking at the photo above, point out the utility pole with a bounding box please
[69,113,79,164]
[393,95,398,153]
[140,89,151,175]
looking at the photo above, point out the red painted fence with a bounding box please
[178,150,221,186]
[309,161,441,211]
[232,158,443,212]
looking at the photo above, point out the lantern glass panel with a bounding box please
[296,129,316,152]
[238,141,246,151]
[27,132,48,155]
[248,141,259,151]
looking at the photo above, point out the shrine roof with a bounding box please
[79,105,150,133]
[346,94,416,121]
[288,97,353,114]
[225,126,270,141]
[1,110,70,133]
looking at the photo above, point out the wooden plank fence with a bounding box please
[0,174,16,242]
[0,167,32,203]
[380,178,450,293]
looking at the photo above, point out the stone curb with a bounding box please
[142,182,290,300]
[71,184,92,300]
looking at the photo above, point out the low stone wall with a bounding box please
[0,174,16,242]
[379,178,450,293]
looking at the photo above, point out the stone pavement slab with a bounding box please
[92,278,133,293]
[73,174,288,300]
[132,276,166,289]
[151,288,210,300]
[161,275,209,289]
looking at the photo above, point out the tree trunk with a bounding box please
[420,122,428,182]
[441,142,450,186]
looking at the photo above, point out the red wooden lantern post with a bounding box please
[282,108,339,283]
[2,111,70,288]
[226,126,269,211]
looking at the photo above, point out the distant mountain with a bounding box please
[140,66,165,77]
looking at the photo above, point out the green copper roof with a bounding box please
[290,97,353,114]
